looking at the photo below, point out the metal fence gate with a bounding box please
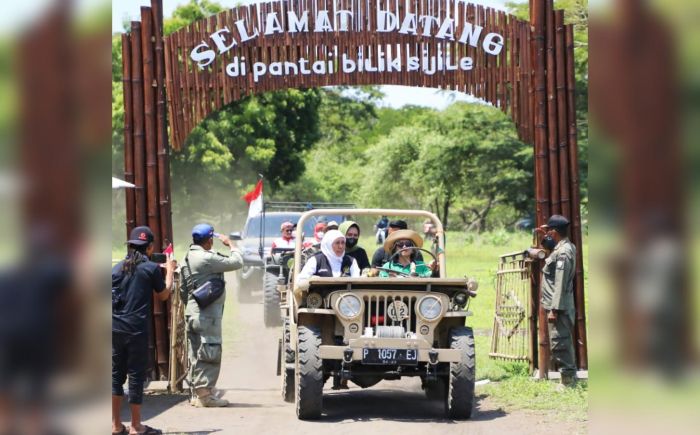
[490,252,532,364]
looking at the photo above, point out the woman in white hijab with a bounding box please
[297,229,360,281]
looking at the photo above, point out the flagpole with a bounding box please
[258,174,264,259]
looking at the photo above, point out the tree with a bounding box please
[274,87,383,203]
[164,0,224,36]
[362,103,532,230]
[112,0,325,231]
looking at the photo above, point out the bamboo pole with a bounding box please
[545,0,560,215]
[153,0,174,382]
[142,6,168,379]
[130,22,147,226]
[169,277,182,391]
[522,22,532,144]
[555,10,571,221]
[566,24,588,370]
[152,0,173,251]
[529,259,541,374]
[141,7,161,250]
[531,1,550,225]
[121,33,135,236]
[531,0,550,379]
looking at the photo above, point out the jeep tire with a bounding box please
[295,325,323,420]
[281,319,295,402]
[263,270,282,327]
[446,326,476,419]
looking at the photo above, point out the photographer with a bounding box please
[112,226,176,435]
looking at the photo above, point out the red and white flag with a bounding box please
[163,243,174,259]
[242,180,263,218]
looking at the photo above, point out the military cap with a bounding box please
[192,223,216,242]
[546,215,570,229]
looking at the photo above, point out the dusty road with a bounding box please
[125,276,585,435]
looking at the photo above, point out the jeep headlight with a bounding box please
[417,296,443,321]
[336,294,362,319]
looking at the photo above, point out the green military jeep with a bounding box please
[276,209,478,420]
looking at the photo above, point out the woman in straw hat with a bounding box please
[378,229,437,278]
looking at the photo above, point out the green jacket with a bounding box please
[183,244,243,317]
[379,260,433,277]
[540,238,576,316]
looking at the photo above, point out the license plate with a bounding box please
[362,348,418,365]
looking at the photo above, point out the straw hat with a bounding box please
[383,229,423,253]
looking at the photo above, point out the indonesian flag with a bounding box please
[242,180,263,218]
[163,243,174,258]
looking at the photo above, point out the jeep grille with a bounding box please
[363,294,419,335]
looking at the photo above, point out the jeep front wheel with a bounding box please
[295,325,323,420]
[446,326,476,419]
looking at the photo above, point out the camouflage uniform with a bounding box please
[541,238,577,380]
[183,245,243,393]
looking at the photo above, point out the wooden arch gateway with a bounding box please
[121,0,586,379]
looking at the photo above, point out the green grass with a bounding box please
[482,377,589,421]
[444,230,533,331]
[443,230,532,384]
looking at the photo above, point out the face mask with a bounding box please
[316,231,324,239]
[345,237,358,248]
[541,235,556,251]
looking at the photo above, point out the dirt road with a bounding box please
[126,277,584,435]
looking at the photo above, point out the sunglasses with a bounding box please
[283,229,293,233]
[395,240,414,248]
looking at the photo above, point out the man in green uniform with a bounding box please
[182,224,244,407]
[538,215,578,386]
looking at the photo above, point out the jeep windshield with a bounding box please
[244,213,316,238]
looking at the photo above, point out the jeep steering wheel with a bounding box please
[373,266,412,277]
[377,247,438,277]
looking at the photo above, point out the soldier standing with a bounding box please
[182,224,244,407]
[537,215,578,386]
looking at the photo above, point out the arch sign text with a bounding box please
[191,4,505,82]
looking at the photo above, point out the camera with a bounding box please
[150,252,167,264]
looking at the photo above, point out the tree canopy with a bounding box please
[359,103,532,230]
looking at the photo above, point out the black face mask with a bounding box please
[345,237,358,249]
[541,235,556,251]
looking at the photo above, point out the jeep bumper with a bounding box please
[319,339,461,363]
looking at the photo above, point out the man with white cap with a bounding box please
[271,221,295,250]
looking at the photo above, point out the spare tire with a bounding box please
[263,270,282,327]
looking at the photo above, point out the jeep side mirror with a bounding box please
[230,231,242,241]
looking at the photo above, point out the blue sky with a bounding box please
[111,0,511,110]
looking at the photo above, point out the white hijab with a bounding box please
[320,229,345,275]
